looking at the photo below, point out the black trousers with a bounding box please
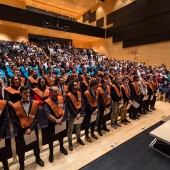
[150,94,156,108]
[48,124,64,155]
[145,95,151,111]
[84,114,95,136]
[97,109,108,132]
[16,128,40,168]
[0,147,9,170]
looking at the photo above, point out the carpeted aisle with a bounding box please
[80,122,170,170]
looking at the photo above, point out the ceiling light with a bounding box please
[0,22,2,24]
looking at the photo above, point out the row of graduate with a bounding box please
[0,70,158,170]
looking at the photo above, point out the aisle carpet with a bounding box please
[80,122,170,170]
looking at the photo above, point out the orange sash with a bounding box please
[45,97,64,117]
[20,77,25,85]
[112,84,122,98]
[63,75,68,82]
[44,74,56,86]
[152,80,158,89]
[146,82,154,93]
[13,100,39,128]
[84,90,99,107]
[121,84,130,97]
[32,87,50,98]
[97,86,111,105]
[67,91,82,109]
[0,100,7,116]
[98,71,104,76]
[82,80,89,88]
[29,76,39,84]
[109,73,115,81]
[127,75,134,82]
[81,75,85,81]
[132,82,140,95]
[140,79,146,87]
[5,87,20,94]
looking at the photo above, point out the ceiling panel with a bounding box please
[25,0,100,19]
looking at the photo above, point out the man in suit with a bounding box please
[83,79,99,143]
[44,86,68,163]
[10,86,44,170]
[97,78,111,136]
[111,76,123,129]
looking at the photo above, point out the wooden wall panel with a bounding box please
[96,17,104,28]
[72,40,92,49]
[81,0,135,28]
[0,25,28,42]
[91,38,170,68]
[0,0,26,9]
[0,4,105,38]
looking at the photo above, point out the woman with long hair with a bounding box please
[32,78,50,128]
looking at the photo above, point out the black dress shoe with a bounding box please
[60,147,68,155]
[146,110,152,112]
[134,116,139,119]
[124,119,131,123]
[129,117,136,120]
[143,111,148,114]
[121,120,127,125]
[98,131,103,136]
[36,158,44,167]
[111,123,117,129]
[136,115,141,118]
[49,154,54,163]
[102,127,110,132]
[91,133,98,140]
[69,142,73,151]
[115,122,121,127]
[77,138,85,145]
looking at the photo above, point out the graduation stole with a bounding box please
[132,82,140,95]
[44,74,56,86]
[97,86,111,105]
[13,100,39,128]
[5,87,20,94]
[146,81,154,93]
[152,80,158,89]
[84,89,99,107]
[140,79,146,87]
[67,91,82,109]
[20,77,26,86]
[0,100,7,116]
[63,75,68,82]
[121,84,130,97]
[45,97,64,117]
[109,73,115,81]
[112,84,122,98]
[29,76,39,84]
[127,75,134,82]
[82,80,89,88]
[32,87,50,98]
